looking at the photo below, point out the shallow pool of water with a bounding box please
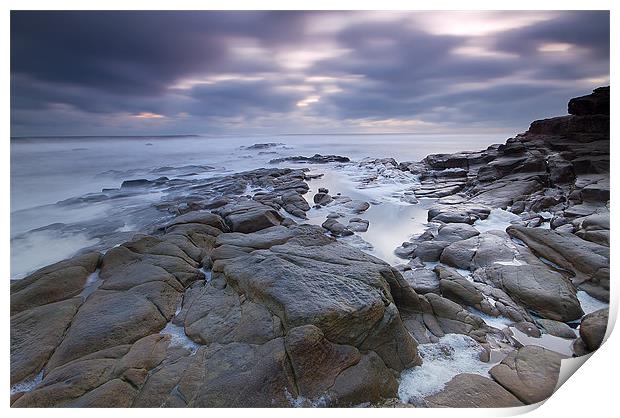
[302,167,434,265]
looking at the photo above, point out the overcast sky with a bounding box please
[10,11,609,137]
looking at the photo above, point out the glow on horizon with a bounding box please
[133,112,165,119]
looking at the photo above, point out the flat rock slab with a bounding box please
[212,225,420,372]
[425,374,524,408]
[490,345,561,404]
[476,264,583,322]
[11,297,82,384]
[11,252,101,315]
[507,225,609,301]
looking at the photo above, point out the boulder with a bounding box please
[436,223,480,242]
[166,210,228,231]
[490,345,562,404]
[348,218,369,232]
[425,374,523,407]
[507,225,609,302]
[440,231,518,270]
[322,218,353,237]
[476,264,583,322]
[45,287,175,372]
[402,268,440,294]
[536,319,576,339]
[568,86,609,116]
[214,200,284,233]
[579,308,608,351]
[11,298,82,384]
[10,252,101,315]
[436,265,483,307]
[313,192,333,206]
[215,225,421,371]
[343,200,370,213]
[13,334,170,407]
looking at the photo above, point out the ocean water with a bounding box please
[11,133,507,279]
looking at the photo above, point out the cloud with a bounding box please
[10,11,609,136]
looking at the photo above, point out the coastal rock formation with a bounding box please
[425,374,523,408]
[575,308,608,353]
[489,346,562,404]
[10,87,611,408]
[269,154,350,164]
[11,201,421,407]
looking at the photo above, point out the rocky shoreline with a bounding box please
[10,87,610,407]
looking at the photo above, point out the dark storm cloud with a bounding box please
[10,10,610,136]
[493,11,610,59]
[11,11,310,95]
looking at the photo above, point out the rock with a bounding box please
[413,240,449,262]
[214,225,420,371]
[10,298,82,384]
[427,203,491,224]
[170,340,296,407]
[469,178,543,208]
[402,268,440,294]
[269,154,350,164]
[13,334,171,407]
[536,319,576,339]
[343,200,370,213]
[322,218,353,237]
[280,190,311,218]
[394,242,417,259]
[121,177,168,188]
[514,322,541,338]
[183,281,282,345]
[326,351,399,407]
[313,192,333,206]
[490,345,562,404]
[435,265,483,307]
[166,210,228,231]
[243,142,284,150]
[507,225,609,302]
[214,200,284,233]
[425,374,523,407]
[45,286,175,371]
[476,264,583,322]
[568,86,609,116]
[579,308,608,351]
[214,225,295,250]
[347,218,369,232]
[284,325,360,399]
[440,231,518,270]
[10,252,101,315]
[400,193,419,204]
[436,223,480,242]
[421,293,488,342]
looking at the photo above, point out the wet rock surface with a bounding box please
[10,87,611,407]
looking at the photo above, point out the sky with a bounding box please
[10,11,609,137]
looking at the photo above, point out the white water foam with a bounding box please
[473,208,521,233]
[398,333,493,406]
[284,388,330,407]
[160,322,201,355]
[467,307,513,330]
[10,371,44,395]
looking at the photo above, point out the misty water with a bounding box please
[11,133,506,279]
